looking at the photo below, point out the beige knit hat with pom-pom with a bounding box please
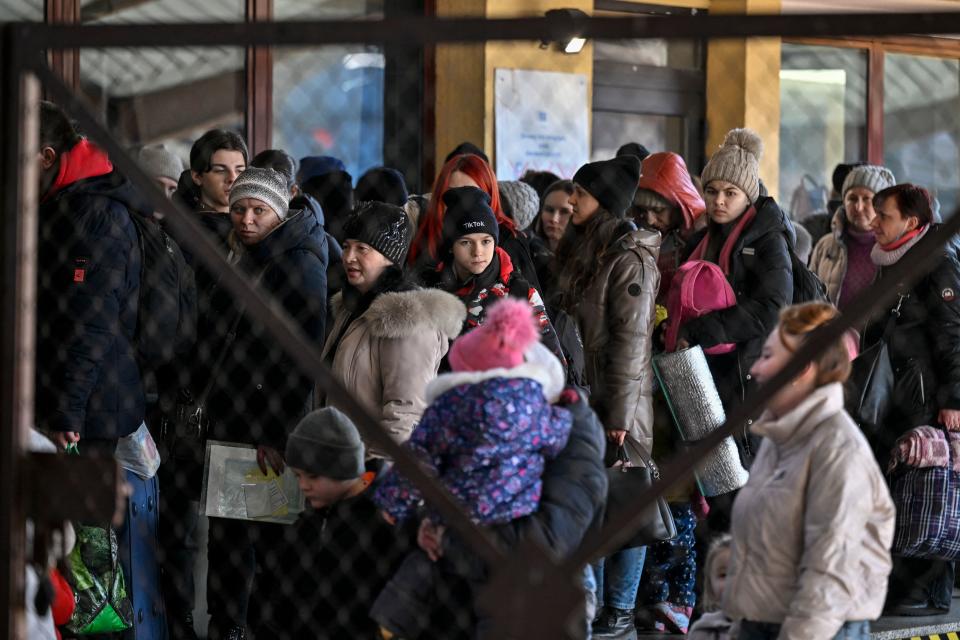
[701,128,764,202]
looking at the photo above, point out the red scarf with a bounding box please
[878,225,926,252]
[42,138,113,202]
[688,206,758,275]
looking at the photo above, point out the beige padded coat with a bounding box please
[320,287,465,459]
[724,383,894,640]
[576,226,661,456]
[808,209,848,305]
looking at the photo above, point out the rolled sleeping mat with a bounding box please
[652,346,749,497]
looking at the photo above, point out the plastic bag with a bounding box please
[63,525,133,635]
[115,422,161,480]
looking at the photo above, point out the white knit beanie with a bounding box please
[841,164,896,198]
[229,167,290,221]
[701,128,764,202]
[137,145,185,182]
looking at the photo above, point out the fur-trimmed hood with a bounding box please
[426,345,566,404]
[332,287,465,340]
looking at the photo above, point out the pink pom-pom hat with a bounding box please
[448,298,541,372]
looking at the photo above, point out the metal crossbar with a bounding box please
[11,12,960,50]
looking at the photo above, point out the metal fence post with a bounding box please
[0,24,40,640]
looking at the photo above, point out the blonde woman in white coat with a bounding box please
[724,302,894,640]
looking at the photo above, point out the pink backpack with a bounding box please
[664,260,737,354]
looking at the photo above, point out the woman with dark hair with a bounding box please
[321,202,465,459]
[863,183,960,616]
[408,153,540,289]
[550,155,661,638]
[676,129,795,430]
[529,179,574,297]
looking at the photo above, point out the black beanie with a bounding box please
[342,201,412,265]
[616,142,651,162]
[355,167,409,207]
[573,156,641,217]
[441,187,499,255]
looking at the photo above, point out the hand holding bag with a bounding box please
[604,440,677,550]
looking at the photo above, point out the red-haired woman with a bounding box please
[409,153,541,289]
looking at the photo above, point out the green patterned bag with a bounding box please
[63,524,134,634]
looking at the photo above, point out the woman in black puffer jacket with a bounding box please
[677,129,795,460]
[863,184,960,617]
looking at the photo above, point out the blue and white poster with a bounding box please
[494,68,589,181]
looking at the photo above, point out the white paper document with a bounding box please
[202,441,305,524]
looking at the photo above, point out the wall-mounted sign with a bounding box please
[494,68,589,181]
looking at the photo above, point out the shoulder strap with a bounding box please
[881,293,907,341]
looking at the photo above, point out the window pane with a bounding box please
[274,0,383,20]
[78,0,245,159]
[884,52,960,217]
[272,1,385,180]
[591,112,685,162]
[0,0,42,22]
[779,43,868,217]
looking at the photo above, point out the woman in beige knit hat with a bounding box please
[676,128,797,458]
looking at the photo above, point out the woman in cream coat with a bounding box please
[725,302,894,640]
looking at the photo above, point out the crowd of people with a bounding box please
[29,95,960,640]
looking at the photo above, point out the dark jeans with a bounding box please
[206,517,284,633]
[885,556,954,613]
[739,620,869,640]
[157,458,200,620]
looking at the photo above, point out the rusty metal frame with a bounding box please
[6,11,960,639]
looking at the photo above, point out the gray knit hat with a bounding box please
[229,167,290,221]
[499,180,540,230]
[701,128,764,202]
[285,408,365,480]
[841,164,896,198]
[137,144,185,182]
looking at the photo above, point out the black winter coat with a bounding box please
[682,196,795,410]
[864,230,960,454]
[205,210,328,448]
[165,203,236,403]
[250,466,415,639]
[37,171,146,440]
[439,394,607,635]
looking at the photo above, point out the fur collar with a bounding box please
[426,359,566,404]
[331,287,465,340]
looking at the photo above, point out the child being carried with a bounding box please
[372,297,573,637]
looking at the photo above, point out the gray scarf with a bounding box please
[870,225,929,267]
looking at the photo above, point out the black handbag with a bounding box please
[604,440,677,550]
[847,296,902,433]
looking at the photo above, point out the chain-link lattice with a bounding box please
[7,8,960,640]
